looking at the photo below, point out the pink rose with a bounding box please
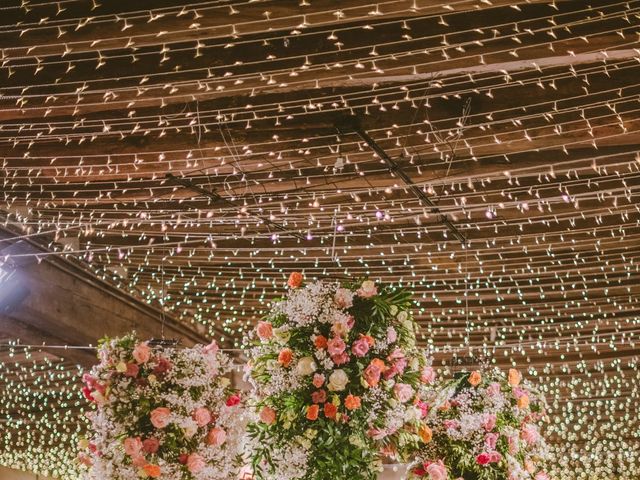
[312,373,325,388]
[153,357,171,375]
[207,427,227,446]
[192,407,212,427]
[357,280,377,298]
[521,425,540,445]
[393,383,414,403]
[535,473,550,480]
[334,288,354,308]
[256,321,273,341]
[327,337,346,356]
[142,438,160,454]
[311,390,327,404]
[444,419,459,430]
[482,413,497,431]
[416,401,429,418]
[187,453,205,473]
[123,437,143,456]
[131,455,147,468]
[508,435,519,454]
[485,432,498,451]
[363,362,383,387]
[331,352,350,365]
[125,363,139,378]
[150,407,171,429]
[259,406,276,425]
[203,340,219,355]
[476,453,491,466]
[489,452,502,463]
[226,393,241,407]
[487,382,501,396]
[132,342,151,364]
[386,326,398,344]
[351,338,370,357]
[426,460,447,480]
[421,366,436,384]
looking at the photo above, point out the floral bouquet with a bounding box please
[245,274,436,480]
[79,333,245,479]
[412,368,550,480]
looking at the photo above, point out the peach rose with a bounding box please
[259,406,277,425]
[150,407,171,429]
[314,335,328,349]
[143,464,161,478]
[357,280,377,298]
[323,402,337,419]
[363,359,386,388]
[421,366,436,384]
[312,373,325,388]
[517,394,530,409]
[344,394,361,410]
[192,407,212,427]
[287,272,303,288]
[327,337,346,356]
[187,453,205,473]
[206,427,227,446]
[277,348,293,367]
[256,321,273,341]
[508,368,522,386]
[132,342,151,364]
[306,404,319,421]
[123,437,143,456]
[393,383,414,403]
[418,424,432,443]
[469,371,482,386]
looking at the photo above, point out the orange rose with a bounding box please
[508,368,522,386]
[370,358,387,372]
[277,348,293,367]
[418,424,432,443]
[314,335,328,350]
[344,394,361,411]
[287,272,303,288]
[517,394,530,409]
[306,404,319,421]
[324,402,338,420]
[469,371,482,386]
[361,334,375,347]
[143,464,161,478]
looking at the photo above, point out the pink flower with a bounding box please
[311,389,327,404]
[416,401,429,418]
[203,340,219,355]
[393,383,414,403]
[331,352,350,365]
[444,420,459,430]
[367,428,387,440]
[256,321,273,341]
[153,357,171,375]
[132,342,151,364]
[386,326,398,344]
[487,382,501,396]
[123,437,143,456]
[535,472,550,480]
[508,435,520,454]
[142,438,160,454]
[124,363,139,378]
[131,455,147,468]
[186,453,205,473]
[259,406,276,425]
[485,432,499,451]
[312,373,325,388]
[81,386,94,402]
[521,425,540,445]
[357,280,377,298]
[351,338,371,357]
[482,413,497,431]
[334,288,354,308]
[489,452,502,463]
[426,460,447,480]
[421,366,436,384]
[363,363,383,387]
[192,407,212,427]
[327,337,346,356]
[207,427,227,446]
[476,453,491,466]
[226,393,241,407]
[150,407,171,429]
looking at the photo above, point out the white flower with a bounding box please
[328,369,349,391]
[397,310,408,322]
[295,357,317,376]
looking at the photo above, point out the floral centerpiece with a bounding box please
[412,368,550,480]
[79,333,245,479]
[245,274,436,480]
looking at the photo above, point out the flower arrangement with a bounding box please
[79,333,245,480]
[412,368,550,480]
[245,274,436,480]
